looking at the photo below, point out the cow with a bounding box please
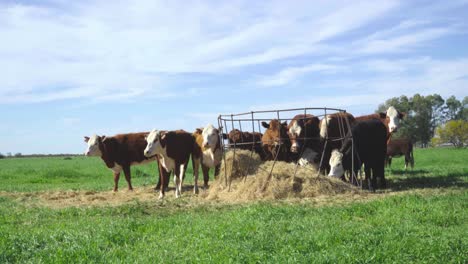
[328,119,388,191]
[287,114,321,154]
[355,106,405,140]
[192,124,223,194]
[227,129,265,160]
[84,132,169,192]
[386,138,414,170]
[319,112,356,172]
[261,119,291,162]
[144,129,194,198]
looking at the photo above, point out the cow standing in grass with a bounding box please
[386,138,414,170]
[144,129,194,198]
[84,133,169,192]
[192,124,223,194]
[328,119,387,191]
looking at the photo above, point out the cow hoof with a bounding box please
[112,189,118,193]
[194,187,199,195]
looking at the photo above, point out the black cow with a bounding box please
[328,119,387,191]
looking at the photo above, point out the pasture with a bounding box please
[0,148,467,263]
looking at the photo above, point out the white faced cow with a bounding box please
[192,124,224,194]
[144,129,194,199]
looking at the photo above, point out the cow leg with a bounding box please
[174,165,180,198]
[214,164,221,179]
[155,160,170,192]
[365,166,375,192]
[192,157,200,194]
[202,165,210,190]
[113,172,120,192]
[122,166,133,191]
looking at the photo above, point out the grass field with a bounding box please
[0,148,467,263]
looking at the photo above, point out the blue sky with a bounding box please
[1,0,467,154]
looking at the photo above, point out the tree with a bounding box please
[0,153,4,159]
[14,153,22,158]
[445,95,462,121]
[432,120,468,148]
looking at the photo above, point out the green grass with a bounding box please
[0,148,467,263]
[0,156,200,192]
[0,192,466,263]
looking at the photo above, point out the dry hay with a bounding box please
[207,150,360,202]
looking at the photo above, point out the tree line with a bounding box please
[377,94,467,147]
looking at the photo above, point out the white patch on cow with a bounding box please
[289,120,302,137]
[159,155,175,173]
[298,148,318,169]
[386,106,400,133]
[202,124,219,150]
[111,163,122,174]
[328,149,344,178]
[175,164,185,198]
[320,115,332,139]
[85,134,102,156]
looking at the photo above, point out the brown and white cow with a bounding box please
[84,132,169,192]
[144,129,194,198]
[287,114,321,154]
[227,129,265,160]
[386,138,414,170]
[192,124,223,194]
[319,112,356,171]
[261,119,291,162]
[355,106,405,139]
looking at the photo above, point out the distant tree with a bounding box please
[445,95,463,121]
[0,153,4,159]
[461,96,468,121]
[14,152,22,157]
[6,152,12,157]
[432,120,468,148]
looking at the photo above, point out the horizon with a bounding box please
[1,0,467,155]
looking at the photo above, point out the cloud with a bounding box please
[257,64,343,87]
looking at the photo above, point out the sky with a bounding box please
[1,0,467,154]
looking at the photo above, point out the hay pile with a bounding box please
[207,149,359,201]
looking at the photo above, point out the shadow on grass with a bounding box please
[386,169,468,191]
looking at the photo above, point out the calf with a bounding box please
[319,112,356,172]
[228,129,265,159]
[261,119,291,162]
[328,119,387,191]
[386,138,414,170]
[84,132,168,192]
[192,124,223,194]
[144,129,194,198]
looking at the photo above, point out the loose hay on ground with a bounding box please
[208,150,360,201]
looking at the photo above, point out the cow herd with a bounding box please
[84,106,413,198]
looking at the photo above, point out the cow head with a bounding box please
[287,119,303,153]
[328,149,344,178]
[228,129,242,144]
[386,106,405,133]
[202,124,220,150]
[261,120,289,159]
[84,135,105,156]
[144,129,165,157]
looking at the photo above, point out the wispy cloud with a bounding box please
[258,64,343,87]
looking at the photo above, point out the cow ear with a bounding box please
[261,122,270,129]
[399,112,406,119]
[379,112,387,118]
[84,136,90,143]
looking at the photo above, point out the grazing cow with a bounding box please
[328,119,388,191]
[192,124,223,194]
[287,114,321,154]
[355,106,405,139]
[386,138,414,170]
[319,112,356,171]
[144,129,194,198]
[261,119,291,161]
[227,129,265,159]
[84,133,169,192]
